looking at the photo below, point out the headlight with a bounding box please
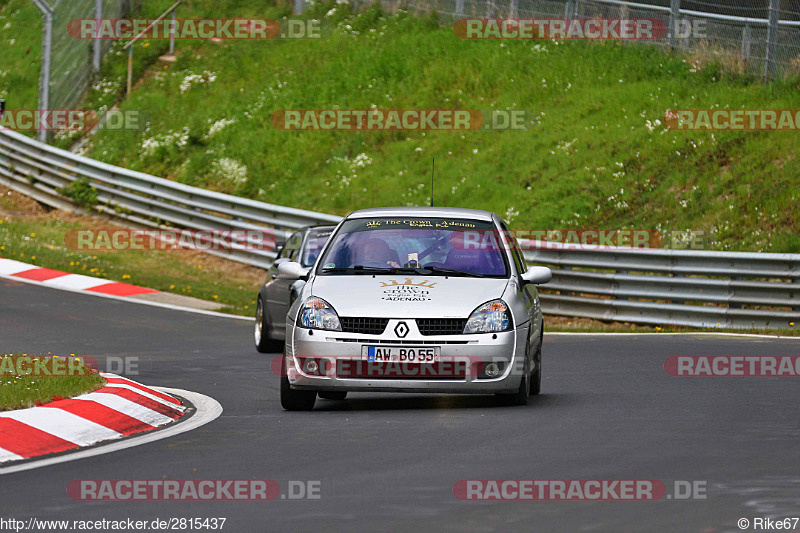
[463,299,511,334]
[298,297,342,331]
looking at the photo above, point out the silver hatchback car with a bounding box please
[276,207,552,410]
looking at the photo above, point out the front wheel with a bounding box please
[530,328,543,396]
[280,354,316,411]
[255,297,284,353]
[496,373,529,406]
[496,357,529,407]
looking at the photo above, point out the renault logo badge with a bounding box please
[394,321,409,338]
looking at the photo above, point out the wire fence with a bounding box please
[367,0,800,80]
[29,0,142,143]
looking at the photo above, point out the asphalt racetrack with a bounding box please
[1,277,798,532]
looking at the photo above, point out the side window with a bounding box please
[513,247,528,274]
[499,221,526,275]
[286,231,303,261]
[282,231,303,262]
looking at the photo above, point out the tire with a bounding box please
[280,353,316,411]
[318,391,347,401]
[255,297,284,353]
[530,327,543,396]
[496,354,530,406]
[496,372,529,406]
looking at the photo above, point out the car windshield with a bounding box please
[316,217,508,277]
[301,230,332,267]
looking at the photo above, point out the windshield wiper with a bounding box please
[321,265,485,278]
[423,265,485,278]
[321,265,395,274]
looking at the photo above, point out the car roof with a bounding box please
[292,225,336,234]
[346,207,497,222]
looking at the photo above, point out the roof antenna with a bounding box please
[430,158,435,207]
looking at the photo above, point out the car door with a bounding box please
[501,222,541,353]
[265,230,304,337]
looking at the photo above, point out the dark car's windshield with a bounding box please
[301,229,333,267]
[316,217,508,277]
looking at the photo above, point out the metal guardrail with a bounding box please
[1,128,798,329]
[522,242,800,329]
[0,129,342,268]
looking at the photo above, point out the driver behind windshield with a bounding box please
[358,238,401,268]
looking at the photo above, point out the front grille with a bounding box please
[331,338,470,345]
[340,317,390,335]
[417,318,468,336]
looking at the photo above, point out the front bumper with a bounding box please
[285,319,528,394]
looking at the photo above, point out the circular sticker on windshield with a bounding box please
[324,263,336,268]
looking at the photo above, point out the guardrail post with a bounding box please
[564,0,575,19]
[764,0,780,80]
[616,269,628,300]
[295,0,305,15]
[34,2,53,144]
[669,0,680,48]
[729,276,742,308]
[741,23,751,63]
[456,0,464,17]
[93,0,102,73]
[127,45,134,95]
[169,10,177,56]
[509,0,518,19]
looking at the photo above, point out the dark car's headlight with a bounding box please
[297,297,342,331]
[463,299,512,334]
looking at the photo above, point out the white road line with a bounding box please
[0,409,121,446]
[545,332,800,339]
[100,383,186,410]
[74,394,175,427]
[0,447,24,463]
[0,271,251,321]
[43,274,113,291]
[0,388,223,475]
[0,258,34,276]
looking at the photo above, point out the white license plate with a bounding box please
[362,346,440,363]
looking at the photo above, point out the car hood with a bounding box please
[309,275,510,318]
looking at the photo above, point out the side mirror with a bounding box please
[521,266,552,285]
[274,239,286,251]
[277,261,310,281]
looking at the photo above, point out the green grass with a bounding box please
[0,354,105,411]
[4,0,799,251]
[0,0,42,109]
[68,1,799,253]
[0,212,262,315]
